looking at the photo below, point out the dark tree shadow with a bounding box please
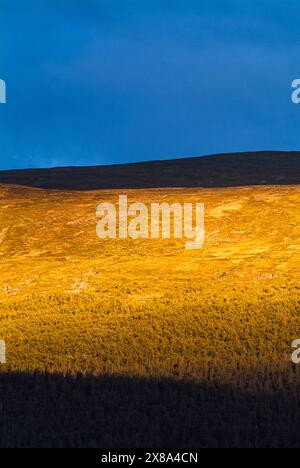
[0,151,299,191]
[0,371,299,448]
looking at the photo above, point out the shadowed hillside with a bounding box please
[0,370,299,448]
[0,151,299,190]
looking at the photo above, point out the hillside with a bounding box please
[0,150,299,190]
[0,151,299,299]
[0,151,299,447]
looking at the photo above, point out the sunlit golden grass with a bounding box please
[0,183,299,383]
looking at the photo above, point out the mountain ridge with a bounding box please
[0,151,299,190]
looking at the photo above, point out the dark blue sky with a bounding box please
[1,0,300,170]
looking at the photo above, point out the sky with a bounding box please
[0,0,300,170]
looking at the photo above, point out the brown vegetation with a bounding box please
[0,152,299,447]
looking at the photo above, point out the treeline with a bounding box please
[1,291,299,378]
[0,290,299,447]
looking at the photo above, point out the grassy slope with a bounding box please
[0,152,299,447]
